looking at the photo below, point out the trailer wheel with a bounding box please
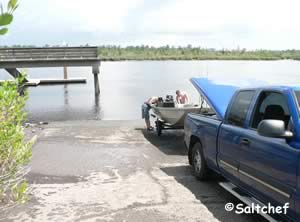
[156,120,162,136]
[191,142,209,180]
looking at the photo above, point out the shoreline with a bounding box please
[100,57,300,61]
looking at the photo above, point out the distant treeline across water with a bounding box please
[2,45,300,61]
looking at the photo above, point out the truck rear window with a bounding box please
[227,91,255,127]
[295,91,300,107]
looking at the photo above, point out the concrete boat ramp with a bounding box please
[1,120,266,222]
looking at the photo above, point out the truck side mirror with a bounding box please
[257,120,293,139]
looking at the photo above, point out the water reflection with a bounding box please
[64,85,69,106]
[93,92,101,120]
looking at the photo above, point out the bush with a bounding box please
[0,77,33,205]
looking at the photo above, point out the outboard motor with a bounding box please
[157,95,175,107]
[166,95,174,102]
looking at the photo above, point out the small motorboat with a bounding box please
[150,95,210,136]
[152,104,201,126]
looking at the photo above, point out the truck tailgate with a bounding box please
[185,113,222,172]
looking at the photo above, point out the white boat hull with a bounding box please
[152,104,201,126]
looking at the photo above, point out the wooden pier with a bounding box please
[0,47,101,94]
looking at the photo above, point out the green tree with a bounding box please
[0,0,18,35]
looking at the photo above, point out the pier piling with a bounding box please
[93,65,100,95]
[64,66,68,79]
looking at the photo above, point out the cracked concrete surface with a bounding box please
[2,120,266,222]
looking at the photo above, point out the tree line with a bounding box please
[2,44,300,61]
[98,45,300,61]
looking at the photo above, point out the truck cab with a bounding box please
[184,78,300,221]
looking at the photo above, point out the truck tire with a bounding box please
[191,142,209,180]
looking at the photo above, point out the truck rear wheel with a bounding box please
[191,142,209,180]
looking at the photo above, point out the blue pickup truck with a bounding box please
[184,78,300,221]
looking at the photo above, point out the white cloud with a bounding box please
[141,0,300,33]
[15,0,142,33]
[136,0,300,49]
[4,0,300,49]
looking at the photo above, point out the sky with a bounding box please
[1,0,300,49]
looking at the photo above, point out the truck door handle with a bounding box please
[241,138,250,146]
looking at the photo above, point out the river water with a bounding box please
[1,60,300,122]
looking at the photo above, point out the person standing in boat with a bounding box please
[176,90,189,104]
[142,96,158,131]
